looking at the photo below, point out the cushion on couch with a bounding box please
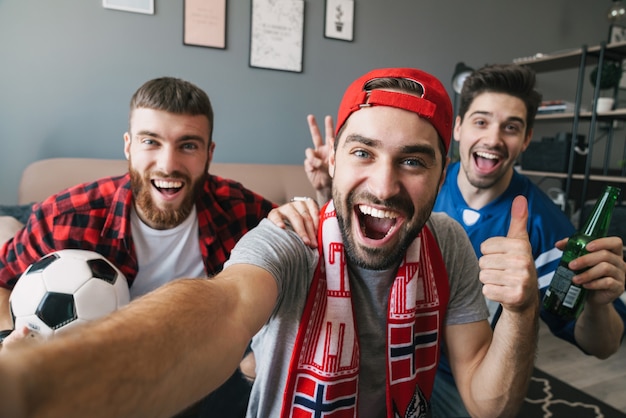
[0,216,24,244]
[18,158,316,205]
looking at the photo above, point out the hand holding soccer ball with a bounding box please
[7,250,130,343]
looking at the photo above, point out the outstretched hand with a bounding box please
[478,195,538,313]
[0,326,42,353]
[304,115,333,205]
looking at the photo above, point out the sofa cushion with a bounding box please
[18,158,316,205]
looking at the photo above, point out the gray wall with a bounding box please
[0,0,609,204]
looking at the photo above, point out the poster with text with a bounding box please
[250,0,304,73]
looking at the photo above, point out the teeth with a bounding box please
[475,151,498,160]
[153,180,183,189]
[358,205,397,219]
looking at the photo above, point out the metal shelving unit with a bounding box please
[516,41,626,221]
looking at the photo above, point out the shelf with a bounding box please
[518,169,626,183]
[514,40,626,216]
[536,108,626,121]
[513,40,626,72]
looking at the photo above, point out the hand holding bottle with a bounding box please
[543,186,622,320]
[554,235,626,307]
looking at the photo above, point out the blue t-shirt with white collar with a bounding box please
[434,161,626,343]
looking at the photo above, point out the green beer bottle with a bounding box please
[542,185,621,320]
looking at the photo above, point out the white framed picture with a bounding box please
[324,0,354,42]
[249,0,304,73]
[103,0,154,15]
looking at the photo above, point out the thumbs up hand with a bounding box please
[479,195,539,313]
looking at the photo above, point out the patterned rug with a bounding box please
[518,367,626,417]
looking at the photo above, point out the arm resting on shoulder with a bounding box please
[0,264,277,418]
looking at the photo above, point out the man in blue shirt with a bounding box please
[302,63,626,417]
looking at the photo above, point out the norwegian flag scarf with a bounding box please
[281,201,449,418]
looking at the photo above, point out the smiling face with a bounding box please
[329,105,446,271]
[124,108,214,229]
[455,92,532,197]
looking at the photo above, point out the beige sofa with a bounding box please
[1,157,316,242]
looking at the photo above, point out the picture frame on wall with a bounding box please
[249,0,304,73]
[324,0,354,42]
[183,0,227,49]
[102,0,154,15]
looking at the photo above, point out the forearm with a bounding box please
[467,306,539,418]
[575,302,624,358]
[1,278,258,418]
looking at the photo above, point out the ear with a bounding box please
[208,141,215,164]
[123,132,131,160]
[328,137,336,179]
[452,115,462,143]
[438,156,450,192]
[521,128,533,152]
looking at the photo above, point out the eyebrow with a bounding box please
[134,129,160,138]
[469,110,526,126]
[134,130,207,144]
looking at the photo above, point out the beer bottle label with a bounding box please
[549,265,581,308]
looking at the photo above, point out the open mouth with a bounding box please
[473,151,501,171]
[152,179,184,196]
[357,204,398,240]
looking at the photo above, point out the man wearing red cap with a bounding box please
[304,64,626,417]
[0,68,539,418]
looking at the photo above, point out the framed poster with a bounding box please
[184,0,227,49]
[324,0,354,42]
[249,0,304,73]
[102,0,154,15]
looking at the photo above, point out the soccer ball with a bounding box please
[9,249,130,337]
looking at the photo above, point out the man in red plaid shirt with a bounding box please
[0,76,317,417]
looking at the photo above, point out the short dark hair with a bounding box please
[458,64,542,133]
[129,77,214,142]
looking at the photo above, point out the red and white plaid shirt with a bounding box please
[0,173,275,289]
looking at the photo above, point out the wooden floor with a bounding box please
[534,318,626,413]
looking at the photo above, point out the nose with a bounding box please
[155,146,178,174]
[366,160,401,200]
[482,125,502,146]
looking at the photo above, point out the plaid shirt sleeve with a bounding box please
[197,175,277,276]
[0,176,136,289]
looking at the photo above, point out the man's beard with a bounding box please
[332,189,434,271]
[129,164,207,229]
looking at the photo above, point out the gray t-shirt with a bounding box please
[225,212,488,418]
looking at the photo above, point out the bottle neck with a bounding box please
[580,186,620,238]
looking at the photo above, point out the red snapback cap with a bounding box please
[335,68,453,153]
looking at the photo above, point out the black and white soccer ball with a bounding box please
[9,249,130,337]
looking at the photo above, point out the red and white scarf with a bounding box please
[281,201,449,418]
